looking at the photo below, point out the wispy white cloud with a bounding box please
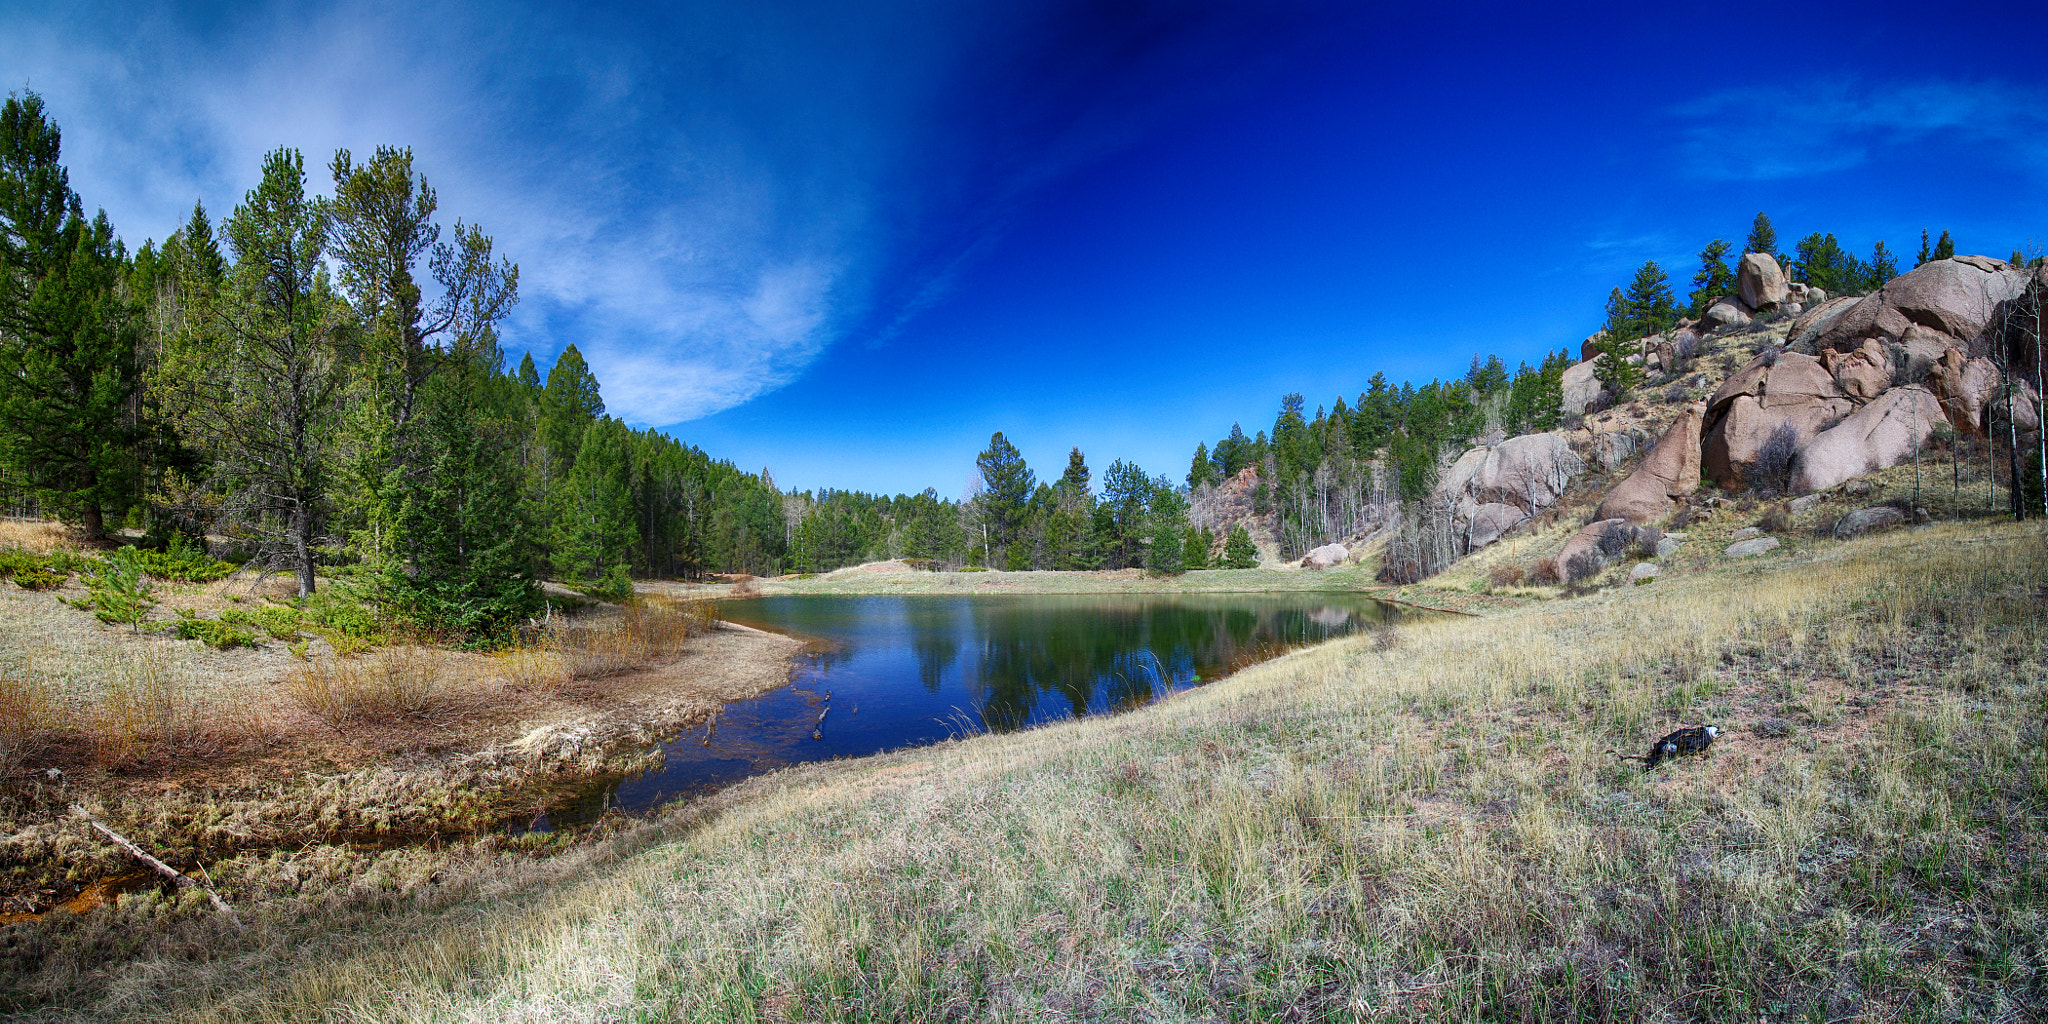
[2,0,1327,428]
[1668,79,2048,181]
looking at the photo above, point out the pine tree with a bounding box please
[1917,229,1931,268]
[1145,518,1184,575]
[553,417,637,599]
[974,431,1035,564]
[1866,241,1898,290]
[1222,525,1258,569]
[379,342,541,641]
[515,352,540,389]
[1187,442,1215,489]
[1745,212,1776,256]
[1622,261,1676,337]
[1100,459,1151,569]
[1182,525,1211,569]
[1791,233,1864,294]
[0,92,142,540]
[1933,230,1955,261]
[156,147,350,597]
[1688,239,1735,314]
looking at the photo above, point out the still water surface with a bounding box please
[540,592,1418,826]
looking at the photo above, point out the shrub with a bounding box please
[1528,560,1561,585]
[1564,551,1604,584]
[170,612,258,649]
[288,647,446,723]
[1758,503,1792,535]
[1752,423,1801,492]
[84,553,155,630]
[221,603,305,640]
[0,661,53,778]
[1488,563,1526,588]
[125,535,235,583]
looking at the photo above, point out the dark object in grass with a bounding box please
[1614,724,1719,769]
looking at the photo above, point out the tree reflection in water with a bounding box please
[729,594,1407,735]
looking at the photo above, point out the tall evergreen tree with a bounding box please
[1222,524,1258,569]
[0,92,141,540]
[1622,260,1677,337]
[973,431,1034,563]
[553,417,637,599]
[379,338,541,640]
[1187,442,1216,489]
[1866,240,1898,290]
[1933,229,1955,261]
[1745,212,1777,257]
[1917,229,1932,268]
[156,147,349,596]
[1791,233,1864,294]
[1688,239,1735,314]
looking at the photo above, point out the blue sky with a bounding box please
[6,1,2047,496]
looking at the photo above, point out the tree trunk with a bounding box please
[292,499,317,597]
[81,500,105,543]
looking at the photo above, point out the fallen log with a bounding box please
[68,806,239,926]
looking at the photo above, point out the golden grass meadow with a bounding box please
[0,516,2029,1022]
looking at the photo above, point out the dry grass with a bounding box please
[287,646,452,724]
[15,518,2037,1022]
[543,598,714,684]
[0,519,85,555]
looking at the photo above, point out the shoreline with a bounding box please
[643,565,1512,615]
[0,617,804,922]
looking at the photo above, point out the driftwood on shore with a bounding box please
[68,806,240,926]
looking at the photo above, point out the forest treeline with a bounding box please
[0,93,785,641]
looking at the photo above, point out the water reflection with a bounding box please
[540,592,1419,826]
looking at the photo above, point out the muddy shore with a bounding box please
[0,619,803,921]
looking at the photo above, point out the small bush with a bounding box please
[1488,563,1526,588]
[221,603,305,640]
[84,553,155,630]
[1564,551,1604,584]
[1758,503,1792,534]
[302,592,385,654]
[1758,345,1782,366]
[1753,423,1801,492]
[1528,560,1561,585]
[10,566,65,590]
[287,647,446,723]
[125,535,235,583]
[0,661,53,778]
[171,614,259,649]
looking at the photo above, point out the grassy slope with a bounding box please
[75,517,2037,1023]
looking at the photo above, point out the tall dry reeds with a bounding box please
[0,658,53,777]
[287,647,447,724]
[538,599,712,685]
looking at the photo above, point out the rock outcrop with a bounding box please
[1301,543,1349,570]
[1594,401,1705,523]
[1804,256,2029,357]
[1561,359,1602,416]
[1703,350,1855,487]
[1704,297,1752,330]
[1466,503,1527,550]
[1436,432,1586,552]
[1833,506,1905,540]
[1929,347,1998,434]
[1725,536,1780,558]
[1789,386,1945,493]
[1822,338,1892,399]
[1738,253,1789,310]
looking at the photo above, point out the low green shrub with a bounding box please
[301,591,385,655]
[219,603,305,640]
[170,610,257,649]
[124,536,235,583]
[84,554,155,630]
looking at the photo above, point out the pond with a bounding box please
[536,592,1423,828]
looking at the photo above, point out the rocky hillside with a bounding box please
[1425,252,2043,583]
